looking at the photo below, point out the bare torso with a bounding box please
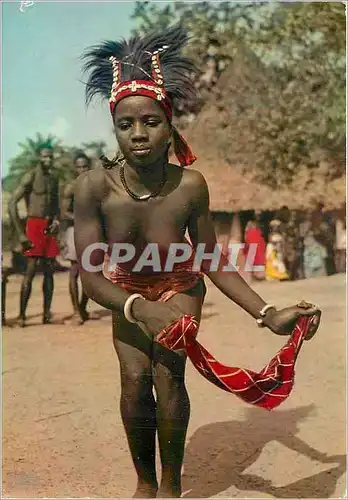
[9,164,60,243]
[26,166,59,218]
[97,164,198,271]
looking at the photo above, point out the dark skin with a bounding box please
[8,148,59,326]
[74,96,321,498]
[60,157,94,325]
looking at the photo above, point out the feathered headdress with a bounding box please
[81,24,198,166]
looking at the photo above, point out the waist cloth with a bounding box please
[24,217,59,258]
[104,251,315,411]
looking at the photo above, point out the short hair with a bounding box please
[73,151,91,167]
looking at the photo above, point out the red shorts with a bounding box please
[24,217,59,258]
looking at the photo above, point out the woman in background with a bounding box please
[266,219,289,281]
[244,212,266,281]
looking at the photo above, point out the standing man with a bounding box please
[60,151,95,324]
[8,144,60,327]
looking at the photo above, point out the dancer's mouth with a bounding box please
[132,148,151,157]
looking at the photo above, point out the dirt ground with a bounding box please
[2,270,347,498]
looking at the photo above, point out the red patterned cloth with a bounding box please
[158,314,315,410]
[104,250,204,302]
[105,253,314,410]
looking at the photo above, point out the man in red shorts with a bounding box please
[8,143,60,326]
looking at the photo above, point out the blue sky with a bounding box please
[2,0,152,176]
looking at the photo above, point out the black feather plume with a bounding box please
[81,24,198,112]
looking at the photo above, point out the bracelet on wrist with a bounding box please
[256,304,276,328]
[124,294,145,324]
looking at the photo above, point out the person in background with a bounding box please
[243,212,266,281]
[303,228,327,279]
[60,151,99,324]
[297,209,310,280]
[8,143,60,327]
[265,219,289,281]
[311,202,336,276]
[276,205,290,233]
[284,211,302,281]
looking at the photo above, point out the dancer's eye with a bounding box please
[145,120,160,127]
[118,122,132,131]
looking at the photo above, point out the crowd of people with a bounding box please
[244,204,346,283]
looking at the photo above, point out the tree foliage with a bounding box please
[131,1,346,184]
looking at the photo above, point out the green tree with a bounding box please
[237,2,346,171]
[130,2,176,35]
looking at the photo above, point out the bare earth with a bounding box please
[2,271,346,498]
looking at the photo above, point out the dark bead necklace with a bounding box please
[119,162,167,201]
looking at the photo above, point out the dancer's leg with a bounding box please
[112,313,158,498]
[153,280,205,498]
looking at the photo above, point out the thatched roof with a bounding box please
[180,46,346,212]
[174,157,346,212]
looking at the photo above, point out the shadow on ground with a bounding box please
[182,404,346,498]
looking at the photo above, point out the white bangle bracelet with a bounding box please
[124,294,145,323]
[259,304,275,317]
[257,304,276,328]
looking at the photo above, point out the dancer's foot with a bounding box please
[157,487,181,498]
[133,481,158,498]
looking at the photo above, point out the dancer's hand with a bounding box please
[132,299,182,339]
[264,301,321,340]
[19,234,33,252]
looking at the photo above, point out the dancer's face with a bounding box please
[114,95,171,169]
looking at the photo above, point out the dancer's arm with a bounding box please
[74,170,133,312]
[188,171,320,336]
[74,170,200,334]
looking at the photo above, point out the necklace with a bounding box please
[119,162,167,201]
